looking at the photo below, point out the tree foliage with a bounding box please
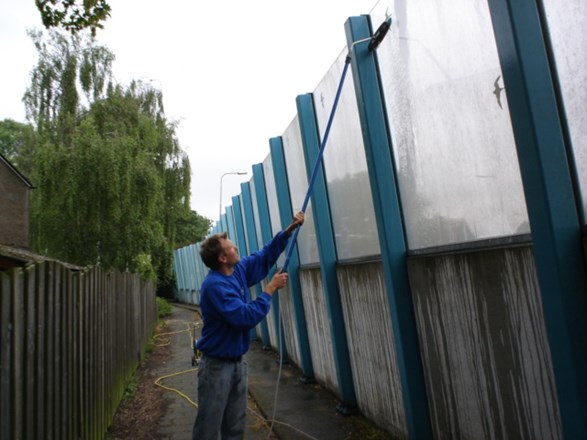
[0,119,36,174]
[22,30,209,293]
[35,0,111,36]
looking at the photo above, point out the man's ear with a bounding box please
[218,254,227,264]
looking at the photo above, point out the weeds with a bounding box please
[157,296,172,319]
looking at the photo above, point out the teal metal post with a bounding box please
[172,249,183,301]
[226,205,237,243]
[270,136,315,380]
[296,93,357,411]
[185,244,197,304]
[345,16,432,438]
[252,163,288,359]
[486,1,587,436]
[220,213,228,233]
[193,244,203,305]
[232,195,248,255]
[240,181,271,347]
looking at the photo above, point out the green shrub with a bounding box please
[157,296,172,318]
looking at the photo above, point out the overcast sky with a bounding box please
[0,0,378,221]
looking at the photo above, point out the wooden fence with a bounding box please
[0,261,158,440]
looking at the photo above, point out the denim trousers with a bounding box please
[192,356,248,440]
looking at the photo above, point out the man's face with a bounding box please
[219,238,240,267]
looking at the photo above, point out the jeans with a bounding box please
[192,356,248,440]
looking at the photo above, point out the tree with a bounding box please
[175,209,212,249]
[0,119,36,174]
[35,0,111,36]
[24,30,203,294]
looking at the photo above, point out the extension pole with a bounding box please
[280,17,391,273]
[281,57,351,272]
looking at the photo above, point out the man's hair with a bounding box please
[199,232,228,270]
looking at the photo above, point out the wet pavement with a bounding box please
[154,304,382,440]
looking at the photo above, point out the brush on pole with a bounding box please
[280,16,392,273]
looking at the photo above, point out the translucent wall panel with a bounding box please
[263,155,282,236]
[315,50,381,260]
[372,0,529,250]
[263,154,286,267]
[541,0,587,222]
[282,117,320,265]
[249,178,264,250]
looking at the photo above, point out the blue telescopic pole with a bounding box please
[280,17,392,273]
[281,55,351,273]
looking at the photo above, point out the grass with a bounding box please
[122,374,140,399]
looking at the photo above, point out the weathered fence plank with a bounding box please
[12,269,24,440]
[0,260,157,439]
[24,266,36,440]
[1,271,12,439]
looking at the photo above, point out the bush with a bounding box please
[156,296,172,319]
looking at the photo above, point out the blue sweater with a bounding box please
[196,231,290,357]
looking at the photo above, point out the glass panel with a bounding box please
[263,155,288,267]
[315,50,381,260]
[282,117,320,265]
[249,178,264,249]
[541,0,587,222]
[372,0,529,249]
[263,154,282,236]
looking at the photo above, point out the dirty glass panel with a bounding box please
[315,50,381,260]
[263,154,287,267]
[541,0,587,222]
[282,117,320,265]
[372,0,529,250]
[249,178,264,250]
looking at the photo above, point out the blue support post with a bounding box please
[486,2,587,436]
[192,244,202,305]
[344,16,432,438]
[178,248,189,303]
[172,249,182,301]
[226,205,237,244]
[270,136,315,380]
[197,242,206,305]
[220,213,228,233]
[296,93,357,411]
[240,181,271,348]
[232,195,248,255]
[185,244,197,304]
[252,163,288,360]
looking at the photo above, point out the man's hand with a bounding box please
[266,270,288,295]
[284,211,305,235]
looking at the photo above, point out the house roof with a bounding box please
[0,152,34,188]
[0,244,82,271]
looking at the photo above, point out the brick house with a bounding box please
[0,153,34,248]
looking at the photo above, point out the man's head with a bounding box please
[199,233,240,270]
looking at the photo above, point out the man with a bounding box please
[192,211,304,440]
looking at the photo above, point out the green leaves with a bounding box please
[35,0,111,36]
[24,30,209,294]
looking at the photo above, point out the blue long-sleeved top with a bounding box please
[196,230,290,358]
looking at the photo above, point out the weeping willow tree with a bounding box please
[23,29,209,292]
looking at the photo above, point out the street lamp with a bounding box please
[219,171,247,219]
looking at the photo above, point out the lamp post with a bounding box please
[219,171,247,219]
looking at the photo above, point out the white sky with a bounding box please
[0,0,378,221]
